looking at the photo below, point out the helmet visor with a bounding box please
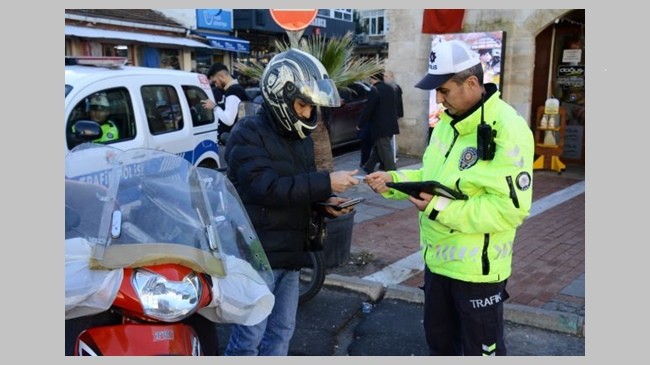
[295,78,341,107]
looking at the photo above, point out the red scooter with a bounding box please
[65,144,274,355]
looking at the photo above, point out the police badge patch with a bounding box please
[516,171,531,191]
[459,147,478,170]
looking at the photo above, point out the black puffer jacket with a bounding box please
[224,105,332,269]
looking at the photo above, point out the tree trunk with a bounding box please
[312,117,334,172]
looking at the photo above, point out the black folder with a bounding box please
[386,181,468,200]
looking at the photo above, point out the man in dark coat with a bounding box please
[357,71,400,174]
[223,49,360,356]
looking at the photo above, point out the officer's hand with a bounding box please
[408,192,433,211]
[365,171,392,194]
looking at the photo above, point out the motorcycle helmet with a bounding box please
[261,48,341,139]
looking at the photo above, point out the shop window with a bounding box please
[141,85,184,134]
[101,44,130,58]
[159,49,180,70]
[194,50,217,75]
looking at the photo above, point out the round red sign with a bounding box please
[269,9,318,31]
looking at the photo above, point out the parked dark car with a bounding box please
[327,81,371,149]
[244,81,370,149]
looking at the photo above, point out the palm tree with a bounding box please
[235,31,384,171]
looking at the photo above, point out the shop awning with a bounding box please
[198,33,250,53]
[65,25,211,49]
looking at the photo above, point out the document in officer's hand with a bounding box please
[385,181,468,200]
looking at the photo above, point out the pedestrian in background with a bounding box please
[357,119,372,168]
[383,70,404,119]
[365,39,534,356]
[202,63,248,167]
[357,71,400,174]
[383,70,404,164]
[223,49,360,356]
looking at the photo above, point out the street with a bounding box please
[216,286,585,356]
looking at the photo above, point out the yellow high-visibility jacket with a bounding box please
[96,120,119,142]
[384,86,534,283]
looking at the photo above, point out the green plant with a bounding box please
[236,31,383,90]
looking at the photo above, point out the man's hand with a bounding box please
[201,99,216,110]
[322,196,354,217]
[330,170,361,193]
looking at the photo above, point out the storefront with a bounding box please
[531,9,585,165]
[185,9,250,76]
[65,24,214,71]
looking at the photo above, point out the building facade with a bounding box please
[385,9,585,165]
[64,9,251,74]
[353,9,389,59]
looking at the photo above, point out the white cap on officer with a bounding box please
[415,39,480,90]
[89,93,110,108]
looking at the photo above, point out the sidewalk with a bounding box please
[327,151,586,336]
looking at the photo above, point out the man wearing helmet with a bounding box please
[223,49,361,356]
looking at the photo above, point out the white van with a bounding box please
[65,57,221,169]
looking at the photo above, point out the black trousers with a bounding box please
[358,125,372,167]
[423,268,509,356]
[363,136,396,173]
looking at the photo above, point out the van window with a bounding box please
[66,87,136,150]
[182,85,215,127]
[141,85,184,135]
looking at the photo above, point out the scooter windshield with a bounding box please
[65,144,273,285]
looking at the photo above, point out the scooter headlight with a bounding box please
[132,269,202,322]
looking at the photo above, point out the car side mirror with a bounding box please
[68,120,102,149]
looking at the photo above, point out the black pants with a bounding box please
[363,136,396,173]
[358,124,372,166]
[423,268,509,356]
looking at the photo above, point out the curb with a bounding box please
[324,274,385,302]
[323,273,585,338]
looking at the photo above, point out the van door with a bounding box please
[138,77,219,168]
[180,84,220,168]
[137,81,194,157]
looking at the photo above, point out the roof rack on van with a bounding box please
[65,56,128,69]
